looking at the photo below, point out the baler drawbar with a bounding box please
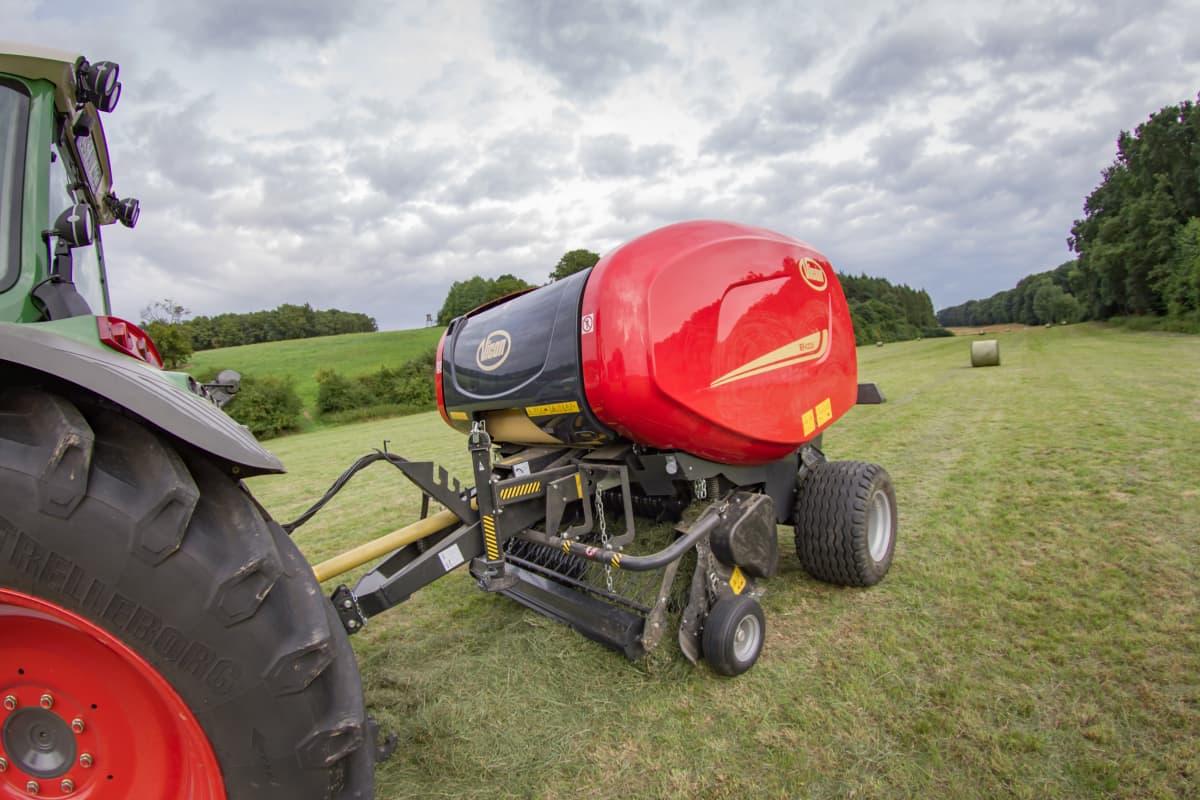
[296,220,897,675]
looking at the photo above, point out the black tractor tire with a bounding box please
[0,387,373,799]
[701,593,765,676]
[793,460,896,586]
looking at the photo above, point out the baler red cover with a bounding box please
[579,220,857,465]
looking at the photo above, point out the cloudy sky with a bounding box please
[6,0,1199,329]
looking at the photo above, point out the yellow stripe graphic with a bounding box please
[562,541,571,554]
[709,329,830,388]
[611,553,622,569]
[525,401,580,417]
[482,515,499,560]
[499,481,541,500]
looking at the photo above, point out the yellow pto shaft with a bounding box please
[312,508,463,583]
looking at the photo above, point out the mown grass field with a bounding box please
[188,327,443,417]
[247,323,1199,800]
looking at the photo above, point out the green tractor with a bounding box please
[0,44,374,799]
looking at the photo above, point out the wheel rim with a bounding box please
[732,613,762,662]
[0,589,225,799]
[867,489,893,562]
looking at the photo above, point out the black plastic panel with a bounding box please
[442,269,615,445]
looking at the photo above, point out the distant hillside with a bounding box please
[189,327,444,418]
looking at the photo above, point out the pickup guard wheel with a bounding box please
[702,593,765,676]
[0,387,373,799]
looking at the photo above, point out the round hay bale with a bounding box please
[875,341,884,347]
[971,339,1000,367]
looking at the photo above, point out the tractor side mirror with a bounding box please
[49,204,94,249]
[202,370,242,408]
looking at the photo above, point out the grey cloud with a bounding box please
[123,98,238,195]
[487,0,670,98]
[442,128,574,205]
[833,25,971,106]
[703,90,830,157]
[349,144,459,202]
[154,0,368,52]
[579,134,677,178]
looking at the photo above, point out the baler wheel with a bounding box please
[701,594,765,676]
[793,461,896,586]
[0,388,373,799]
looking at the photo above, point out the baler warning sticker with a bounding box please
[449,411,469,421]
[526,401,580,417]
[815,397,833,427]
[801,410,817,437]
[438,544,465,572]
[730,566,746,595]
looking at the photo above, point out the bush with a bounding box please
[224,375,304,439]
[316,368,372,414]
[315,349,437,418]
[922,327,955,338]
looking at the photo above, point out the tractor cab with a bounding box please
[0,42,138,325]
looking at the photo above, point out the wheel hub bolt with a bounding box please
[2,695,16,711]
[79,753,93,769]
[60,779,74,794]
[70,718,85,734]
[38,694,53,710]
[25,780,38,795]
[0,756,7,771]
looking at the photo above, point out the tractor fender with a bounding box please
[0,322,284,476]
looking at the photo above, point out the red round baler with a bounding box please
[437,220,858,465]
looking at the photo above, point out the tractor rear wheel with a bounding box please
[0,387,373,799]
[793,461,896,586]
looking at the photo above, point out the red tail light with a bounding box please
[97,316,164,369]
[434,330,450,424]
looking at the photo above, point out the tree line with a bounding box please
[140,300,378,367]
[936,262,1082,327]
[939,95,1200,328]
[840,274,947,344]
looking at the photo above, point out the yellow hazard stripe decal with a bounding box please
[499,482,541,500]
[525,401,580,417]
[611,552,622,569]
[574,473,583,498]
[482,515,500,560]
[449,410,469,421]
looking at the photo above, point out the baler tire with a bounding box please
[0,387,373,800]
[793,461,896,586]
[701,594,765,676]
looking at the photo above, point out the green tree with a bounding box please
[436,274,533,325]
[1161,217,1200,316]
[142,320,193,368]
[140,298,193,368]
[1070,97,1200,317]
[550,249,600,281]
[140,298,189,325]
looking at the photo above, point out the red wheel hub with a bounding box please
[0,589,225,799]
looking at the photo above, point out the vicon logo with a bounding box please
[476,330,512,371]
[797,257,829,292]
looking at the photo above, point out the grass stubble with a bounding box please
[248,324,1198,799]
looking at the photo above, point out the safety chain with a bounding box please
[595,490,614,593]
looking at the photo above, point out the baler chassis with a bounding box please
[298,401,892,676]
